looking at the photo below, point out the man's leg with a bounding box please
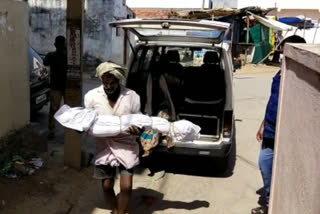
[117,166,133,214]
[48,90,63,137]
[258,145,274,206]
[117,175,133,214]
[102,178,117,210]
[94,165,117,210]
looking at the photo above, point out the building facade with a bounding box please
[28,0,134,72]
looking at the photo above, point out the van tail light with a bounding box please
[223,110,233,137]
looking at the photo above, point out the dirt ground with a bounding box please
[236,63,279,75]
[0,64,280,214]
[0,142,97,214]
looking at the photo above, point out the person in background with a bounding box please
[44,35,67,139]
[84,62,141,214]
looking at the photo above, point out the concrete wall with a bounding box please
[84,0,113,70]
[270,44,320,214]
[29,0,66,55]
[216,0,320,10]
[0,0,29,137]
[110,1,132,64]
[28,0,134,73]
[126,0,211,9]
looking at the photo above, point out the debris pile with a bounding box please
[0,155,44,179]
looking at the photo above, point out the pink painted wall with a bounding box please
[270,44,320,213]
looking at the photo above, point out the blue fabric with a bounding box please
[279,17,303,24]
[140,130,158,141]
[258,72,280,206]
[263,71,281,139]
[278,17,314,28]
[259,139,274,206]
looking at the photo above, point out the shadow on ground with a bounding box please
[128,187,210,214]
[139,150,236,178]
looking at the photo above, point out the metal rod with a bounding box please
[303,15,307,38]
[230,20,234,58]
[313,18,320,44]
[246,15,250,44]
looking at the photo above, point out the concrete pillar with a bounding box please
[0,0,29,137]
[270,44,320,213]
[64,0,84,169]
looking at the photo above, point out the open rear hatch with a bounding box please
[110,19,231,139]
[109,19,230,44]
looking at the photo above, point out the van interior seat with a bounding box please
[164,50,183,76]
[177,51,226,135]
[161,50,184,111]
[201,51,220,69]
[183,51,225,104]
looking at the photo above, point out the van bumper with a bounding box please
[153,137,233,158]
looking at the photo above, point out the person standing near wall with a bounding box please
[252,37,305,214]
[252,69,280,214]
[44,36,67,139]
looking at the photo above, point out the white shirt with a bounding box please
[84,85,141,169]
[84,85,140,116]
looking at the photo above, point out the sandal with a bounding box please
[251,206,268,214]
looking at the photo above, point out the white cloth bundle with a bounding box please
[55,105,201,142]
[151,117,170,133]
[172,120,201,141]
[54,105,97,132]
[90,115,121,137]
[120,114,152,132]
[91,114,153,137]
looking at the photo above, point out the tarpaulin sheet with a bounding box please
[248,12,297,31]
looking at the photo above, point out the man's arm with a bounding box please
[43,52,52,66]
[84,92,94,110]
[131,92,141,114]
[256,119,265,142]
[128,92,142,135]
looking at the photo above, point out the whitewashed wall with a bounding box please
[126,0,211,9]
[28,0,134,72]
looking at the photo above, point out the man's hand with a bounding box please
[256,120,265,142]
[128,125,141,136]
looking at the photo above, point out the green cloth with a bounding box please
[0,155,23,176]
[250,24,271,64]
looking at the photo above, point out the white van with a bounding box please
[110,19,235,171]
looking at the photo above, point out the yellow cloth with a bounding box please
[96,62,127,80]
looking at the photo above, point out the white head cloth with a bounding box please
[96,61,127,80]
